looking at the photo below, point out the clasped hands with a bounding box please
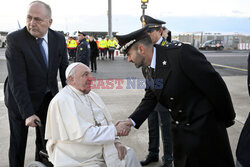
[115,119,133,136]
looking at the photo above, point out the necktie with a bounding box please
[37,38,48,67]
[148,67,155,79]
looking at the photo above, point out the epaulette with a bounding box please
[166,42,183,49]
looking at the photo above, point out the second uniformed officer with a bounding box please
[140,15,173,167]
[76,32,90,66]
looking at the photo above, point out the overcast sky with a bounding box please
[0,0,250,35]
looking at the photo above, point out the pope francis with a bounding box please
[45,63,141,167]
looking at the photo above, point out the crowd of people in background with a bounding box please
[66,33,118,72]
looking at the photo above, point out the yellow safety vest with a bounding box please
[108,40,117,48]
[98,40,107,49]
[68,39,77,48]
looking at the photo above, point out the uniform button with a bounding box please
[179,110,182,113]
[168,109,172,112]
[186,123,190,126]
[175,121,179,124]
[170,97,174,100]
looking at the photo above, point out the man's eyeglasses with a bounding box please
[27,15,48,24]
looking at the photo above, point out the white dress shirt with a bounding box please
[156,36,163,45]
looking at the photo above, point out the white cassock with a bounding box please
[45,85,141,167]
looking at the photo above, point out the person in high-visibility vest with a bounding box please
[66,36,70,48]
[67,36,78,62]
[107,37,117,60]
[106,37,110,58]
[98,36,108,60]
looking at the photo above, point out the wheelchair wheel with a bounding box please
[27,161,47,167]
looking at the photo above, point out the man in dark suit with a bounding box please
[140,15,173,167]
[115,26,236,167]
[236,51,250,167]
[4,1,68,166]
[89,36,98,72]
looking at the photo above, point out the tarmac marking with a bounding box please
[212,63,248,72]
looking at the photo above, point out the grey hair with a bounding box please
[30,1,52,18]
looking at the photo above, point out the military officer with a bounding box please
[76,32,90,66]
[141,15,168,46]
[140,15,173,167]
[115,26,236,167]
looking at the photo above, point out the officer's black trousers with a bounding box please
[147,103,173,164]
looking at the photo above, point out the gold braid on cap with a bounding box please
[120,39,136,53]
[148,25,161,28]
[142,16,146,27]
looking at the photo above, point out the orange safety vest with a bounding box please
[96,40,99,49]
[66,39,70,48]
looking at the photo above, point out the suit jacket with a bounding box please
[130,44,235,129]
[4,27,69,119]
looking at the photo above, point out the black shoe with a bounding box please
[160,163,172,167]
[140,155,159,166]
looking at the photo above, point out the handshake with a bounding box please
[115,119,133,136]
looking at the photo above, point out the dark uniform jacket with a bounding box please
[4,27,68,119]
[236,51,250,167]
[89,40,99,58]
[76,38,90,66]
[248,52,250,95]
[142,37,168,78]
[130,43,236,167]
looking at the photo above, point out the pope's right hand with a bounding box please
[115,119,133,136]
[25,115,41,127]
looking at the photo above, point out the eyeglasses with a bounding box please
[26,15,48,24]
